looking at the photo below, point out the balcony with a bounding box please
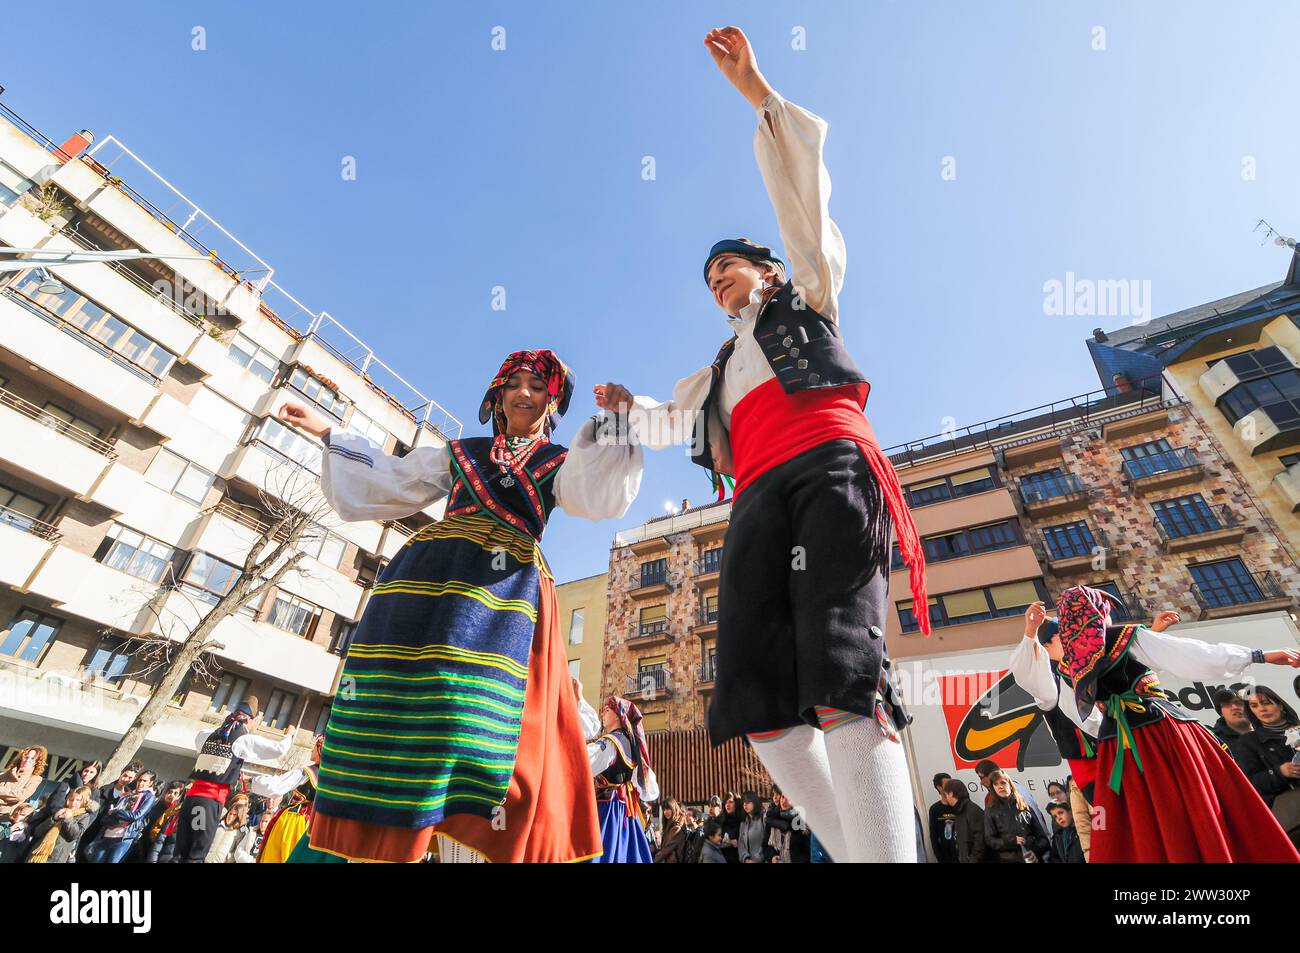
[1018,473,1089,518]
[0,291,158,420]
[1000,435,1064,468]
[1121,448,1204,495]
[1191,570,1292,620]
[1042,526,1118,575]
[696,657,717,692]
[1102,407,1170,442]
[0,510,60,590]
[625,667,671,702]
[694,550,723,584]
[692,604,720,637]
[1273,463,1300,513]
[1154,504,1246,554]
[628,568,670,600]
[628,620,673,648]
[0,386,117,498]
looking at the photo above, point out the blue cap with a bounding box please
[704,238,784,285]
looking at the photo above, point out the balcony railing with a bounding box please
[1108,588,1144,623]
[1019,472,1087,506]
[1191,570,1286,612]
[1154,504,1238,544]
[209,499,291,543]
[699,657,717,681]
[699,605,719,626]
[1,286,162,384]
[625,667,671,698]
[0,503,61,541]
[638,569,668,589]
[632,620,669,640]
[695,551,723,575]
[0,385,117,457]
[60,224,208,329]
[1122,448,1201,481]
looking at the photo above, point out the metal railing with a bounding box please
[209,499,291,543]
[2,286,163,384]
[1122,447,1202,481]
[699,657,717,681]
[885,374,1168,468]
[1043,525,1110,562]
[1191,570,1286,612]
[625,668,671,697]
[1154,503,1238,544]
[631,620,670,640]
[695,550,723,575]
[0,385,117,456]
[1019,472,1087,506]
[697,605,720,626]
[637,568,668,589]
[0,504,61,541]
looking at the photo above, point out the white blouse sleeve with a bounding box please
[1129,626,1254,681]
[754,93,847,324]
[320,431,453,522]
[552,411,643,521]
[577,697,602,742]
[1007,636,1059,712]
[248,767,305,798]
[629,366,713,451]
[587,736,619,776]
[231,731,297,765]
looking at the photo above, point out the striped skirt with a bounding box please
[309,513,600,862]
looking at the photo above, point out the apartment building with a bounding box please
[0,99,458,788]
[554,572,608,709]
[1087,250,1300,563]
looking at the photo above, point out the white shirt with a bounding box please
[192,728,298,765]
[632,92,847,444]
[319,412,642,526]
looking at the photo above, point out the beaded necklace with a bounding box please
[489,433,545,488]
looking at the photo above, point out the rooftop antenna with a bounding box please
[1254,219,1297,249]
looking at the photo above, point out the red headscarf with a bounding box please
[477,349,575,436]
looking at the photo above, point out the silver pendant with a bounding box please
[500,473,515,488]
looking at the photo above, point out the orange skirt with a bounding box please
[309,572,601,863]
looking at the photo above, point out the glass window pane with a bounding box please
[173,464,213,504]
[145,449,186,493]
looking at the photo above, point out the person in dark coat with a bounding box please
[984,770,1052,863]
[700,821,728,863]
[26,786,95,864]
[940,779,986,863]
[653,799,689,863]
[1046,801,1085,863]
[44,761,101,824]
[1231,687,1300,808]
[77,761,141,863]
[717,791,743,863]
[763,788,811,862]
[928,772,959,863]
[1212,689,1253,750]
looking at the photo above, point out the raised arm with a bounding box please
[553,404,643,522]
[706,26,846,322]
[277,401,453,522]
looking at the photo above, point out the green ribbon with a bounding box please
[1105,690,1146,794]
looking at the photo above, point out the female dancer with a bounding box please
[278,349,641,862]
[1036,585,1300,862]
[577,686,657,863]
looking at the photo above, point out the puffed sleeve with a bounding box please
[628,366,713,450]
[1129,626,1254,681]
[587,736,619,776]
[552,411,643,521]
[577,697,602,742]
[231,730,297,765]
[249,767,306,798]
[1007,636,1059,712]
[320,431,454,522]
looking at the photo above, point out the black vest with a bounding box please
[444,437,568,541]
[1042,662,1097,763]
[190,723,249,789]
[690,281,869,476]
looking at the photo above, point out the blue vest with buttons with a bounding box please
[689,280,869,474]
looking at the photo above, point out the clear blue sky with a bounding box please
[5,2,1298,582]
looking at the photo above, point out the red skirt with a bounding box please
[1092,717,1300,862]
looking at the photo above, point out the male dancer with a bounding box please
[598,27,928,862]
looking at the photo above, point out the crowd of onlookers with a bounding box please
[648,788,819,863]
[0,749,276,863]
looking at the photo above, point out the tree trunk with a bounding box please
[100,611,225,783]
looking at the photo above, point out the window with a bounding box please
[699,547,723,574]
[1152,495,1218,538]
[41,402,103,439]
[638,604,667,638]
[255,417,323,474]
[299,525,347,569]
[1093,582,1135,622]
[568,659,582,680]
[1219,370,1300,429]
[190,387,254,443]
[703,594,719,623]
[170,670,194,707]
[641,711,668,732]
[905,468,998,508]
[568,608,585,645]
[0,182,19,206]
[1189,559,1264,608]
[0,610,61,662]
[345,409,389,448]
[145,448,216,504]
[263,689,299,730]
[1280,453,1300,469]
[12,271,176,377]
[180,552,242,605]
[0,484,47,532]
[288,367,349,421]
[226,332,279,384]
[898,597,939,634]
[967,520,1019,554]
[96,524,175,583]
[85,638,131,684]
[943,589,992,625]
[924,531,970,563]
[891,519,1020,570]
[639,559,667,588]
[988,581,1040,616]
[330,620,357,656]
[267,591,321,637]
[313,704,332,736]
[1042,521,1096,560]
[210,673,250,714]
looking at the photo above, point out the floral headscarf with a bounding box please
[477,349,575,436]
[603,695,658,802]
[1055,585,1123,721]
